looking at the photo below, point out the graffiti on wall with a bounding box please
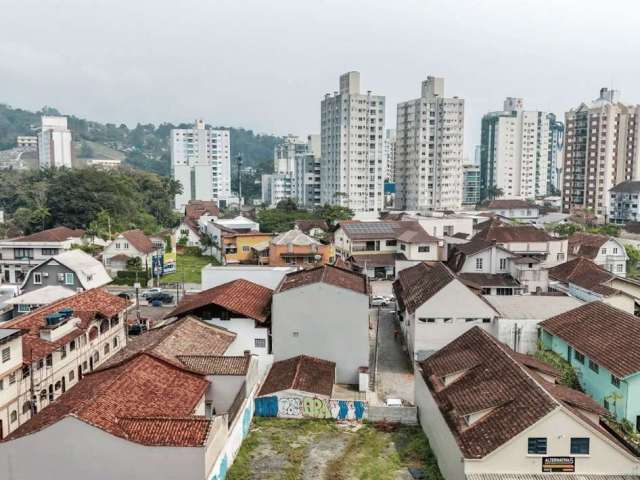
[254,395,367,421]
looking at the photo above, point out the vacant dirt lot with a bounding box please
[226,418,442,480]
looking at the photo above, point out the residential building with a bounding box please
[384,128,396,182]
[202,265,298,290]
[185,200,220,223]
[562,88,640,218]
[334,220,442,278]
[268,228,334,266]
[548,113,565,193]
[393,262,497,360]
[416,327,639,480]
[568,232,628,276]
[102,229,159,276]
[37,116,73,168]
[261,172,294,206]
[480,98,555,200]
[274,135,307,174]
[271,265,369,383]
[396,211,475,239]
[85,158,122,169]
[4,287,76,318]
[293,135,321,208]
[0,289,129,439]
[16,136,38,149]
[395,76,465,211]
[462,164,480,205]
[320,72,386,214]
[0,328,26,439]
[540,301,640,429]
[204,216,272,264]
[293,219,329,239]
[175,217,203,248]
[483,199,540,220]
[457,273,524,296]
[473,218,568,268]
[610,180,640,223]
[167,279,273,360]
[482,294,582,354]
[171,119,231,210]
[0,227,85,284]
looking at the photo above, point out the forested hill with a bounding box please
[0,103,282,176]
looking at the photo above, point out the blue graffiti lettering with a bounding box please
[254,396,278,417]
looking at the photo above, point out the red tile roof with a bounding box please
[347,253,407,267]
[185,200,220,220]
[457,273,520,288]
[548,257,618,296]
[294,219,329,234]
[11,226,84,242]
[276,265,368,295]
[474,218,554,243]
[259,355,335,397]
[2,289,130,363]
[419,327,611,459]
[393,262,454,314]
[5,353,211,446]
[177,355,250,375]
[540,301,640,378]
[167,280,273,322]
[119,229,156,254]
[568,232,610,259]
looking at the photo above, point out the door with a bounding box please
[89,356,94,372]
[61,376,66,394]
[567,345,573,362]
[78,365,83,381]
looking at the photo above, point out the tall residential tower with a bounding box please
[171,120,231,210]
[320,72,386,214]
[394,77,464,211]
[38,116,73,168]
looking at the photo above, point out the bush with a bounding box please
[182,246,203,257]
[112,270,150,286]
[535,348,582,390]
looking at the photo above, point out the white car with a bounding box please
[370,296,388,307]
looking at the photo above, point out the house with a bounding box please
[482,294,583,354]
[540,301,640,430]
[384,211,475,239]
[294,219,329,239]
[4,286,76,317]
[609,180,640,224]
[473,218,568,268]
[415,327,640,480]
[0,348,261,480]
[568,232,628,277]
[166,279,273,361]
[268,228,334,266]
[0,289,130,439]
[204,216,273,264]
[175,217,203,248]
[271,265,369,384]
[185,199,220,222]
[457,272,524,296]
[334,220,441,278]
[0,227,85,284]
[484,199,540,220]
[202,265,298,290]
[393,262,497,360]
[548,257,640,314]
[102,229,159,275]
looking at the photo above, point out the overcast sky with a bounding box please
[1,0,639,156]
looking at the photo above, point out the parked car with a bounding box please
[162,262,176,274]
[117,292,132,300]
[370,296,388,307]
[146,292,174,304]
[142,287,163,298]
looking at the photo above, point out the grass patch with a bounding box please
[160,253,218,284]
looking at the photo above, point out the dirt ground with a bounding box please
[226,418,441,480]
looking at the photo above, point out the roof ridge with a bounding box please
[292,355,304,389]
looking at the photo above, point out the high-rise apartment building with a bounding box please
[274,135,308,174]
[171,120,231,211]
[320,72,386,214]
[294,134,321,208]
[548,114,565,194]
[563,88,640,218]
[384,129,396,182]
[462,164,481,205]
[480,98,557,201]
[38,116,73,168]
[395,77,465,212]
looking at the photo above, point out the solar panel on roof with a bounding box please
[345,223,396,234]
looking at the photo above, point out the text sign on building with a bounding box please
[542,456,575,473]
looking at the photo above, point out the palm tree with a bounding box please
[486,185,504,201]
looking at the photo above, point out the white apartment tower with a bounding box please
[395,77,465,211]
[320,72,386,213]
[384,128,396,182]
[274,135,308,174]
[563,88,640,218]
[38,116,73,168]
[171,120,231,211]
[480,98,555,201]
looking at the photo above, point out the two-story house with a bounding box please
[204,216,273,264]
[334,220,442,279]
[6,250,111,316]
[0,289,130,439]
[102,229,158,275]
[540,301,640,430]
[568,232,628,277]
[0,227,84,284]
[483,199,540,221]
[268,228,334,266]
[0,328,26,439]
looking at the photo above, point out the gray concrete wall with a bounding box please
[368,405,417,424]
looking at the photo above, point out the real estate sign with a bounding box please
[542,457,575,473]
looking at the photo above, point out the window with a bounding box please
[400,244,406,251]
[465,318,476,323]
[482,318,491,323]
[475,258,483,270]
[2,347,10,363]
[292,331,299,338]
[617,264,624,273]
[255,338,266,348]
[528,437,547,455]
[69,370,75,381]
[418,318,427,323]
[64,273,74,285]
[496,288,513,296]
[60,345,66,359]
[113,336,119,348]
[33,272,42,284]
[0,378,3,390]
[570,437,590,455]
[613,247,618,254]
[17,303,31,313]
[574,351,585,364]
[499,258,507,270]
[601,248,607,255]
[104,343,110,355]
[69,340,76,351]
[22,401,31,414]
[242,246,250,252]
[10,410,17,423]
[46,354,53,367]
[110,316,120,327]
[427,318,435,323]
[612,375,621,388]
[42,248,59,256]
[557,253,565,261]
[385,240,397,246]
[418,246,430,253]
[14,248,34,259]
[443,318,452,323]
[100,319,110,334]
[589,359,599,373]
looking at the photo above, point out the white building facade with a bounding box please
[38,116,73,168]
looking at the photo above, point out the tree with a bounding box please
[276,198,298,212]
[199,234,215,256]
[625,244,640,278]
[485,185,504,201]
[313,204,354,225]
[551,222,582,237]
[79,141,95,158]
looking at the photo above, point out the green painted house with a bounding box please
[539,301,640,430]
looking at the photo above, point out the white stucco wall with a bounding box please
[272,282,369,384]
[492,318,541,354]
[207,375,246,414]
[458,247,513,274]
[205,318,269,357]
[201,266,296,290]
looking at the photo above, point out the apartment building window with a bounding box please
[418,246,430,253]
[255,338,266,349]
[113,336,119,348]
[33,272,42,284]
[612,375,621,388]
[46,354,53,367]
[64,273,74,285]
[496,288,513,296]
[601,248,607,255]
[574,351,585,364]
[1,347,10,363]
[589,359,599,373]
[104,344,110,355]
[0,378,3,390]
[475,258,483,270]
[613,247,618,254]
[570,438,590,455]
[527,437,547,455]
[41,248,59,256]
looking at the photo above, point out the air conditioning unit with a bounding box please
[42,272,49,277]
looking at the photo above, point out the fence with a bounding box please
[367,405,418,425]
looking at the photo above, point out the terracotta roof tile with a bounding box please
[259,355,335,397]
[119,229,156,254]
[117,416,211,446]
[177,355,250,375]
[2,289,130,363]
[276,265,368,295]
[167,280,273,322]
[540,301,640,378]
[185,200,220,220]
[393,262,454,314]
[548,257,618,296]
[457,273,520,288]
[568,232,609,259]
[294,219,329,234]
[474,218,553,243]
[11,226,84,242]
